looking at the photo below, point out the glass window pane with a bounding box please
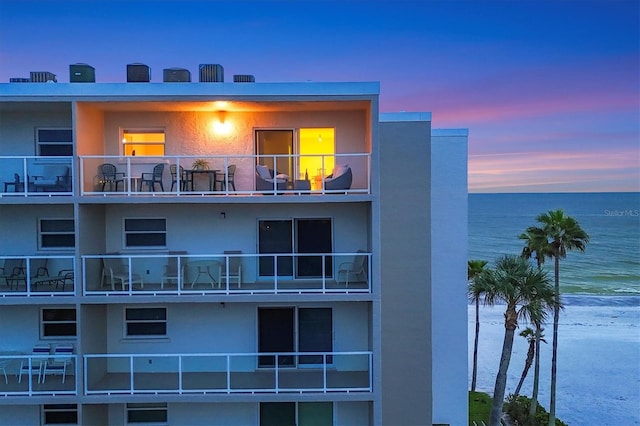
[126,233,166,247]
[127,323,166,336]
[125,219,166,232]
[40,144,73,156]
[41,220,74,232]
[38,129,73,142]
[42,234,75,248]
[43,309,76,321]
[44,323,77,337]
[126,308,166,321]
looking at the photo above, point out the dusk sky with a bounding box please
[0,0,638,193]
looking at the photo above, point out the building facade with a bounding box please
[0,75,467,425]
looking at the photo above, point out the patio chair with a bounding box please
[221,250,243,288]
[324,165,352,191]
[18,344,50,384]
[161,253,187,288]
[140,163,165,192]
[255,164,288,192]
[0,258,24,288]
[32,269,74,291]
[31,165,71,192]
[98,163,125,191]
[170,164,193,191]
[337,250,368,288]
[101,257,144,290]
[215,164,237,191]
[42,344,74,383]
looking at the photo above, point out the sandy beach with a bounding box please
[468,297,640,425]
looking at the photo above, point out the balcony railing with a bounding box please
[84,352,372,395]
[83,252,371,296]
[0,255,75,297]
[79,154,371,196]
[0,354,77,396]
[0,156,74,197]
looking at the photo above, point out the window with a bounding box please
[42,404,78,425]
[127,403,168,424]
[39,219,75,249]
[41,308,77,338]
[37,128,73,157]
[125,307,167,337]
[260,402,333,426]
[124,218,166,248]
[122,129,165,156]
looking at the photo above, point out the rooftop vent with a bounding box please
[70,63,95,83]
[163,67,191,82]
[199,64,224,82]
[30,71,57,83]
[127,63,151,83]
[233,74,255,83]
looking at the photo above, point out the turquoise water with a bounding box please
[469,192,640,298]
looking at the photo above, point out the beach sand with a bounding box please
[468,298,640,425]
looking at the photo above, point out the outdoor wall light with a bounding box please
[220,212,226,219]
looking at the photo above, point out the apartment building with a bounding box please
[0,67,468,426]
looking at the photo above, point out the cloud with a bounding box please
[469,149,640,192]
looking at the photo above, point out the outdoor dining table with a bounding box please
[185,169,220,191]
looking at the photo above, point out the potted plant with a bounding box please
[192,159,210,170]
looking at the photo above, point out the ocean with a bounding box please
[469,192,640,296]
[468,192,640,425]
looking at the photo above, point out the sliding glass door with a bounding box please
[258,219,332,279]
[258,307,333,368]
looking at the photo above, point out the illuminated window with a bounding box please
[121,129,165,156]
[298,128,335,182]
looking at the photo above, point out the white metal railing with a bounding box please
[0,354,77,396]
[82,252,371,296]
[0,255,75,297]
[84,351,372,395]
[78,153,371,196]
[0,156,74,197]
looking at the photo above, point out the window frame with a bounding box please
[40,307,77,339]
[123,218,167,249]
[39,218,75,250]
[124,307,168,339]
[36,128,73,157]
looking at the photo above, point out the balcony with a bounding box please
[0,354,77,396]
[0,157,74,197]
[83,252,371,296]
[79,154,371,197]
[0,256,75,297]
[84,352,372,395]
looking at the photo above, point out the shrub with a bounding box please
[503,394,567,426]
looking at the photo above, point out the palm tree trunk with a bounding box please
[471,298,480,392]
[530,323,542,417]
[549,256,560,426]
[490,307,517,426]
[514,338,534,396]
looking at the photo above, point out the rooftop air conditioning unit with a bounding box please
[233,74,255,83]
[199,64,224,82]
[30,71,57,83]
[163,67,191,82]
[9,78,30,83]
[127,63,151,82]
[70,63,95,83]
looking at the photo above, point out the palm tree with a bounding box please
[476,255,555,426]
[468,259,489,392]
[521,209,589,426]
[513,326,547,396]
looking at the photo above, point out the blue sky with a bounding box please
[1,0,638,192]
